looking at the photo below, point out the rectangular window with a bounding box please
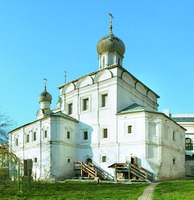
[173,158,176,165]
[118,57,121,65]
[68,158,71,163]
[102,56,105,68]
[26,134,29,143]
[128,125,132,134]
[34,157,37,163]
[82,98,89,111]
[44,131,47,138]
[109,55,114,65]
[173,131,175,141]
[15,138,18,146]
[67,131,70,139]
[84,131,88,140]
[185,138,193,150]
[101,94,108,107]
[68,103,73,115]
[33,132,36,141]
[103,128,108,138]
[102,156,106,162]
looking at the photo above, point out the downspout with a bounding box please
[97,82,100,147]
[39,120,42,179]
[157,120,163,181]
[116,115,119,163]
[23,127,25,160]
[116,77,119,163]
[77,88,80,121]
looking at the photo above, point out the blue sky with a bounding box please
[0,0,194,128]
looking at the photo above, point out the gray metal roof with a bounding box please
[172,117,194,122]
[9,111,78,133]
[51,112,78,122]
[117,103,154,115]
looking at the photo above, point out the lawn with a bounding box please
[153,180,194,200]
[0,180,148,200]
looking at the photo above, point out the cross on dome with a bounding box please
[109,13,114,33]
[44,78,47,91]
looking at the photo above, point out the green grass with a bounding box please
[153,180,194,200]
[0,180,148,200]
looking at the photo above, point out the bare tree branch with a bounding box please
[0,114,15,145]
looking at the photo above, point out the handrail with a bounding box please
[88,162,114,180]
[130,163,148,179]
[74,161,96,177]
[74,161,113,180]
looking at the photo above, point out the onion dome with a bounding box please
[38,79,52,103]
[97,33,125,57]
[39,90,52,103]
[97,14,125,57]
[96,14,126,69]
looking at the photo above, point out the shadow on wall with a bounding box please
[77,121,94,162]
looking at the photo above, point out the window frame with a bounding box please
[67,102,73,115]
[34,157,37,163]
[101,93,108,108]
[83,98,89,111]
[15,138,18,146]
[81,96,90,112]
[26,134,30,143]
[83,131,88,140]
[44,130,48,139]
[185,138,193,150]
[118,57,121,65]
[173,131,175,141]
[67,131,71,139]
[127,125,132,134]
[125,123,134,135]
[102,156,107,163]
[33,132,36,141]
[102,128,108,139]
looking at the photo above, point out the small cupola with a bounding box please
[38,86,52,103]
[37,79,52,119]
[96,14,125,69]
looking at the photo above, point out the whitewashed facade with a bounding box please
[171,114,194,176]
[9,23,186,181]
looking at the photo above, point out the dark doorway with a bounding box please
[85,158,92,165]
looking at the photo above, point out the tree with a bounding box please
[0,114,14,145]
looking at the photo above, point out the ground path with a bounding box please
[138,182,159,200]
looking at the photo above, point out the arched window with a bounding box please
[185,138,193,150]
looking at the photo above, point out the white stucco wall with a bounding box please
[9,64,186,181]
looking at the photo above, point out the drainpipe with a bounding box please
[23,127,25,160]
[116,115,119,163]
[40,120,42,179]
[77,88,80,121]
[97,82,100,147]
[157,120,163,181]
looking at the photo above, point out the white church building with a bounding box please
[9,18,186,181]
